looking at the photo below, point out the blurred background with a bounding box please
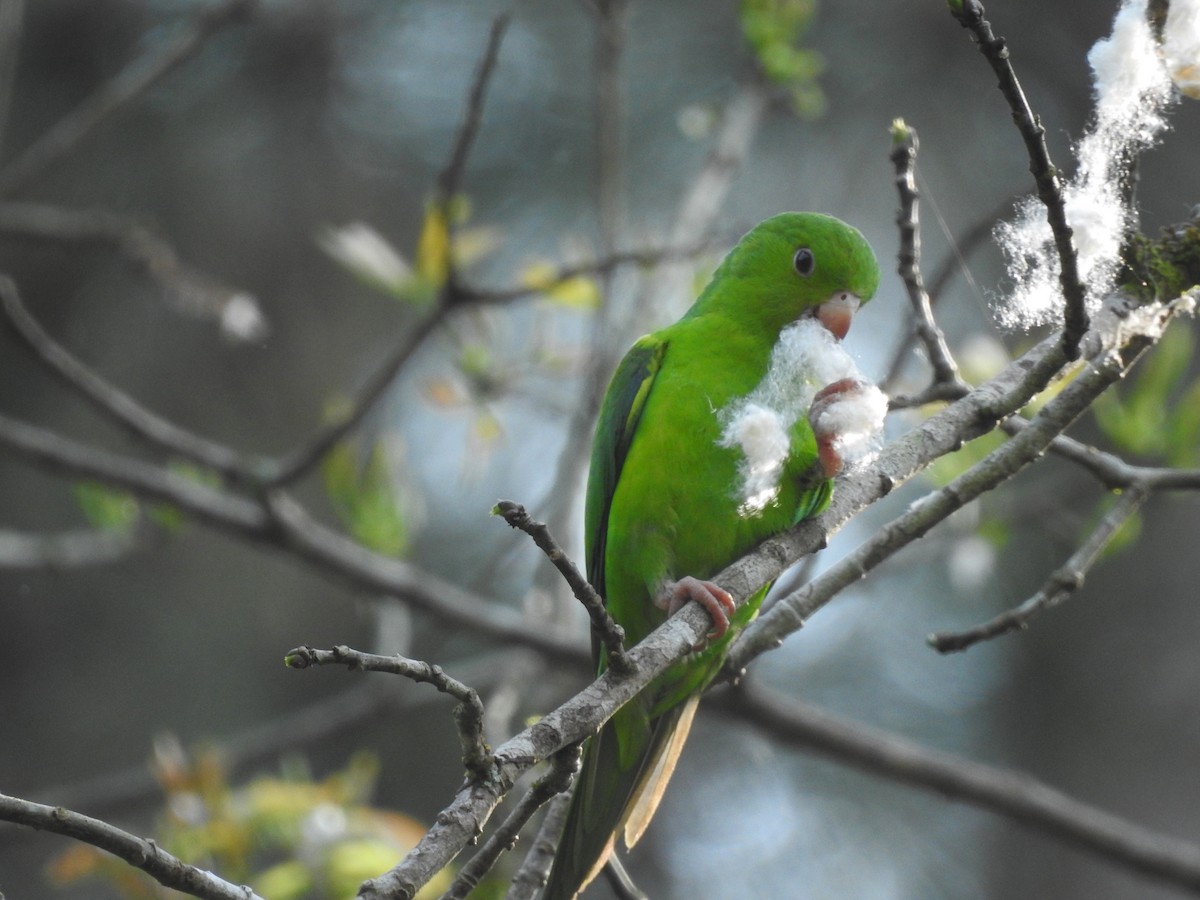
[2,1,1200,898]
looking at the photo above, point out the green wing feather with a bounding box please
[585,334,666,602]
[545,334,668,899]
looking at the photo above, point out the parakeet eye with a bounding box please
[792,247,815,276]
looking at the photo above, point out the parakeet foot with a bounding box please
[809,377,871,477]
[657,576,736,649]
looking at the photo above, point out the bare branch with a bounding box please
[0,411,269,534]
[725,681,1200,894]
[507,792,571,900]
[889,119,965,391]
[265,305,450,487]
[436,14,510,207]
[0,202,265,339]
[949,0,1089,357]
[0,0,255,197]
[285,644,489,777]
[269,17,508,488]
[0,275,262,479]
[882,193,1014,393]
[929,482,1150,652]
[494,500,627,672]
[0,411,590,665]
[1007,414,1200,492]
[0,792,263,900]
[461,242,713,307]
[442,745,580,900]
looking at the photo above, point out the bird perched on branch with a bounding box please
[544,212,885,899]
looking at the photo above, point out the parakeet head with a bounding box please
[694,211,880,340]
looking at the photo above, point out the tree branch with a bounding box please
[724,681,1200,894]
[506,791,571,900]
[950,0,1089,357]
[494,500,627,672]
[889,119,965,392]
[0,793,263,900]
[442,745,580,900]
[268,16,509,488]
[285,644,490,777]
[929,482,1150,652]
[0,410,589,665]
[0,202,266,340]
[0,275,263,479]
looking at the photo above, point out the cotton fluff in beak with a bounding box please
[718,318,886,514]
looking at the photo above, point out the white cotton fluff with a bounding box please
[994,0,1176,330]
[1164,0,1200,98]
[719,403,791,513]
[809,381,890,464]
[717,318,885,514]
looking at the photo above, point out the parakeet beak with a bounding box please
[815,292,861,340]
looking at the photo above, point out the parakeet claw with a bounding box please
[657,576,736,649]
[809,377,870,477]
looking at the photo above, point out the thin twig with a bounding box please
[269,18,508,487]
[461,242,713,306]
[0,202,265,338]
[507,791,572,900]
[950,0,1089,357]
[0,0,255,197]
[889,119,965,390]
[724,681,1200,894]
[888,379,970,410]
[882,193,1014,392]
[929,483,1150,652]
[1005,414,1200,492]
[436,14,510,207]
[0,275,262,480]
[0,793,263,900]
[441,745,581,900]
[266,304,450,486]
[494,500,629,672]
[285,644,490,777]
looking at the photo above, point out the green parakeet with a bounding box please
[543,212,882,899]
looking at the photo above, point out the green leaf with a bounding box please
[1093,324,1196,460]
[74,481,139,532]
[739,0,825,117]
[322,441,408,556]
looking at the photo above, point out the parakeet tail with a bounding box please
[542,697,698,900]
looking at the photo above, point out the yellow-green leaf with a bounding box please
[74,481,139,532]
[520,260,601,309]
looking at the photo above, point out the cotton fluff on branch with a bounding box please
[718,319,886,514]
[994,0,1179,329]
